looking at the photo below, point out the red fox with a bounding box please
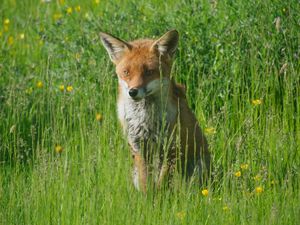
[100,30,211,192]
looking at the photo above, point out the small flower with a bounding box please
[223,205,229,211]
[252,99,262,106]
[75,5,81,12]
[53,13,63,21]
[66,85,73,92]
[4,18,10,25]
[234,171,241,178]
[204,127,216,135]
[255,186,263,194]
[176,211,186,220]
[94,0,100,5]
[59,85,65,91]
[36,81,43,88]
[96,113,103,121]
[201,189,209,197]
[55,145,63,153]
[254,174,261,181]
[7,36,14,45]
[19,33,25,40]
[66,7,73,15]
[240,163,249,170]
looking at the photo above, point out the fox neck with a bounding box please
[117,79,178,150]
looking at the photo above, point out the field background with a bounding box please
[0,0,299,224]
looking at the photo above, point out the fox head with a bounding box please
[99,30,179,100]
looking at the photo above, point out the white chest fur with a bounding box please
[117,90,177,152]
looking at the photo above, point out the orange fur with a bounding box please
[100,30,211,191]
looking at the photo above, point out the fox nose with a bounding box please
[129,88,138,98]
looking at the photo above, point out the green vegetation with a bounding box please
[0,0,299,224]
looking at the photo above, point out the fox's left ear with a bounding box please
[152,30,179,57]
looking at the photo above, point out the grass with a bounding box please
[0,0,299,224]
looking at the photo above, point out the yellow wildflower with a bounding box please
[94,0,100,4]
[4,18,10,25]
[240,163,249,170]
[176,211,186,220]
[252,99,262,106]
[66,7,73,15]
[75,5,81,12]
[96,113,103,121]
[254,174,261,181]
[8,36,14,45]
[19,33,25,40]
[59,85,65,91]
[36,81,43,88]
[234,171,241,178]
[204,127,216,135]
[66,85,73,92]
[201,189,209,197]
[255,186,263,194]
[53,13,63,21]
[55,145,63,153]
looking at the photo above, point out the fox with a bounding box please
[99,30,211,192]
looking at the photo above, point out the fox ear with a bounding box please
[152,30,179,57]
[99,32,132,63]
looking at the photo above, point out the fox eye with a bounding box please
[145,69,154,76]
[123,70,129,77]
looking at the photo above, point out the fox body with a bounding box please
[100,30,210,192]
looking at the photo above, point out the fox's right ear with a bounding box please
[99,32,132,63]
[152,30,179,57]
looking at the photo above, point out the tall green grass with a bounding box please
[0,0,299,224]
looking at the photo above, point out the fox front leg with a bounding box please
[129,139,147,193]
[132,151,147,193]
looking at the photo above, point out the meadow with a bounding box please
[0,0,299,224]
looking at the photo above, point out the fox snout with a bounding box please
[128,88,139,98]
[128,88,146,100]
[127,86,147,100]
[123,79,168,100]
